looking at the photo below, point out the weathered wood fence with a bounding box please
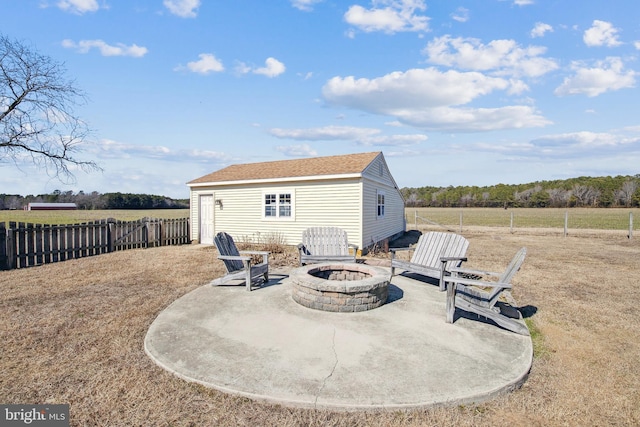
[0,217,189,270]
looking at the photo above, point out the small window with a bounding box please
[265,194,277,217]
[279,194,291,217]
[263,191,294,220]
[377,191,385,217]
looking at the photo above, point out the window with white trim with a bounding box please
[377,191,385,217]
[264,191,294,219]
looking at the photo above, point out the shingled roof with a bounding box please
[188,152,382,185]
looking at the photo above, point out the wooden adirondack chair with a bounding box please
[445,247,529,336]
[297,227,358,266]
[390,232,469,291]
[211,232,269,291]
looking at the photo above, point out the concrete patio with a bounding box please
[144,266,532,411]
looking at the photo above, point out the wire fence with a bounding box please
[406,208,638,239]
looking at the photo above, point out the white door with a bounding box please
[199,195,214,245]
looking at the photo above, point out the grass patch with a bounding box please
[525,318,551,360]
[408,207,640,231]
[0,209,189,224]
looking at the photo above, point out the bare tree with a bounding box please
[617,180,638,207]
[571,184,598,207]
[1,34,99,181]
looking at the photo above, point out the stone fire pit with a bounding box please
[290,263,390,312]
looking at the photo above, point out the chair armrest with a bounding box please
[446,276,513,289]
[348,243,359,252]
[239,251,270,256]
[390,247,412,253]
[450,266,501,277]
[239,251,269,264]
[218,255,251,261]
[440,256,467,262]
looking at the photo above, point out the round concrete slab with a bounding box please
[144,269,532,411]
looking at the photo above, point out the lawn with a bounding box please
[1,230,639,426]
[408,207,640,232]
[0,209,190,225]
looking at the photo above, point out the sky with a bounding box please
[1,0,640,199]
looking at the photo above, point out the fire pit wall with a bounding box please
[290,263,390,313]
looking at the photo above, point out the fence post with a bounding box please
[459,210,463,233]
[630,212,634,240]
[414,211,417,229]
[564,211,568,237]
[143,218,149,249]
[7,223,16,270]
[107,218,116,252]
[510,212,514,234]
[0,223,6,270]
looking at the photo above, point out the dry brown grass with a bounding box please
[1,232,639,426]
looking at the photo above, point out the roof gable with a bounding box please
[188,152,382,185]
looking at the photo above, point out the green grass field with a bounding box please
[407,207,640,231]
[0,209,190,225]
[1,207,638,232]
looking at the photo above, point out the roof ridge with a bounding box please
[188,151,382,185]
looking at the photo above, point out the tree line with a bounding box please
[401,175,640,208]
[0,191,189,210]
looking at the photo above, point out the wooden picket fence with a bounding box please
[0,217,189,270]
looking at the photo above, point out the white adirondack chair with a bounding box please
[390,231,469,291]
[297,227,358,266]
[445,247,529,336]
[211,232,269,291]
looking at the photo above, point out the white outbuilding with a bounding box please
[187,151,406,252]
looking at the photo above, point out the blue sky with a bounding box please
[1,0,640,198]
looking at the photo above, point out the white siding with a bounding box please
[361,155,405,249]
[190,178,365,248]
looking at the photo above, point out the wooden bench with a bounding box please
[297,227,358,266]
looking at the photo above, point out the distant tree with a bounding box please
[618,180,638,207]
[0,34,99,180]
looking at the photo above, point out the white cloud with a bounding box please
[451,7,469,23]
[531,22,553,38]
[290,0,323,12]
[270,125,380,141]
[239,57,286,77]
[180,53,224,74]
[269,125,426,146]
[275,144,318,156]
[93,139,228,162]
[391,105,550,132]
[583,20,622,47]
[56,0,100,14]
[423,36,558,78]
[635,41,640,50]
[524,131,640,159]
[61,39,148,57]
[554,57,636,97]
[322,67,551,131]
[164,0,200,18]
[358,133,427,146]
[344,0,429,34]
[513,0,534,5]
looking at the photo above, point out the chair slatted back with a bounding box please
[214,232,244,273]
[301,227,349,256]
[488,247,527,304]
[410,232,469,271]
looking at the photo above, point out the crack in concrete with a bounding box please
[315,327,338,409]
